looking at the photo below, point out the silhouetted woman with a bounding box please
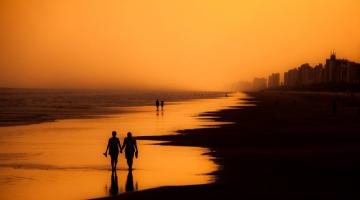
[121,132,138,170]
[104,131,122,171]
[156,99,160,110]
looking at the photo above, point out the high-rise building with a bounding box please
[298,63,314,85]
[268,73,280,88]
[283,53,360,88]
[284,68,299,87]
[325,52,349,82]
[313,64,325,83]
[346,62,360,84]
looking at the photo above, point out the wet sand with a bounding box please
[0,93,244,200]
[97,91,360,200]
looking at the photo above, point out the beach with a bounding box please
[2,0,360,199]
[97,91,360,200]
[2,90,360,199]
[0,91,243,200]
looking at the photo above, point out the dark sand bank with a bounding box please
[96,91,360,200]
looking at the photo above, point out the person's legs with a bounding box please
[127,158,133,170]
[125,150,134,170]
[111,156,115,171]
[112,154,118,171]
[110,155,118,171]
[114,158,118,170]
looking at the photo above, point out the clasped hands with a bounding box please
[103,149,123,157]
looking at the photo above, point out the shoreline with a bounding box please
[0,90,226,127]
[1,93,235,200]
[96,91,360,199]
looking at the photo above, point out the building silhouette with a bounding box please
[283,53,360,87]
[268,73,280,88]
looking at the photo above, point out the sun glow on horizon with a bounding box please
[1,0,360,90]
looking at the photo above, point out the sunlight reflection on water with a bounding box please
[0,92,249,200]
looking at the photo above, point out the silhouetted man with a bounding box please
[104,131,122,171]
[121,132,138,170]
[156,99,160,110]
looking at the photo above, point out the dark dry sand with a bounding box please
[96,91,360,200]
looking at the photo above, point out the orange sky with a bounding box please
[0,0,359,90]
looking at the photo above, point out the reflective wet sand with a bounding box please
[0,93,248,200]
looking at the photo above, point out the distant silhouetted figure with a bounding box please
[332,98,337,113]
[160,100,164,109]
[293,99,297,106]
[104,131,122,171]
[155,99,160,110]
[274,99,279,107]
[349,92,355,107]
[109,171,119,195]
[125,170,135,192]
[121,132,138,170]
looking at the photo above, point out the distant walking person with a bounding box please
[160,100,164,109]
[155,99,160,110]
[121,132,138,170]
[332,98,337,113]
[104,131,122,171]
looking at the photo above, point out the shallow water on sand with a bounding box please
[0,93,248,200]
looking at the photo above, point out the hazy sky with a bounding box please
[1,0,360,90]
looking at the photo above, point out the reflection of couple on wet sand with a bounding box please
[104,131,138,171]
[109,167,137,195]
[109,169,137,195]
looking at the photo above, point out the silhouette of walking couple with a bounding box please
[155,99,164,110]
[104,131,138,171]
